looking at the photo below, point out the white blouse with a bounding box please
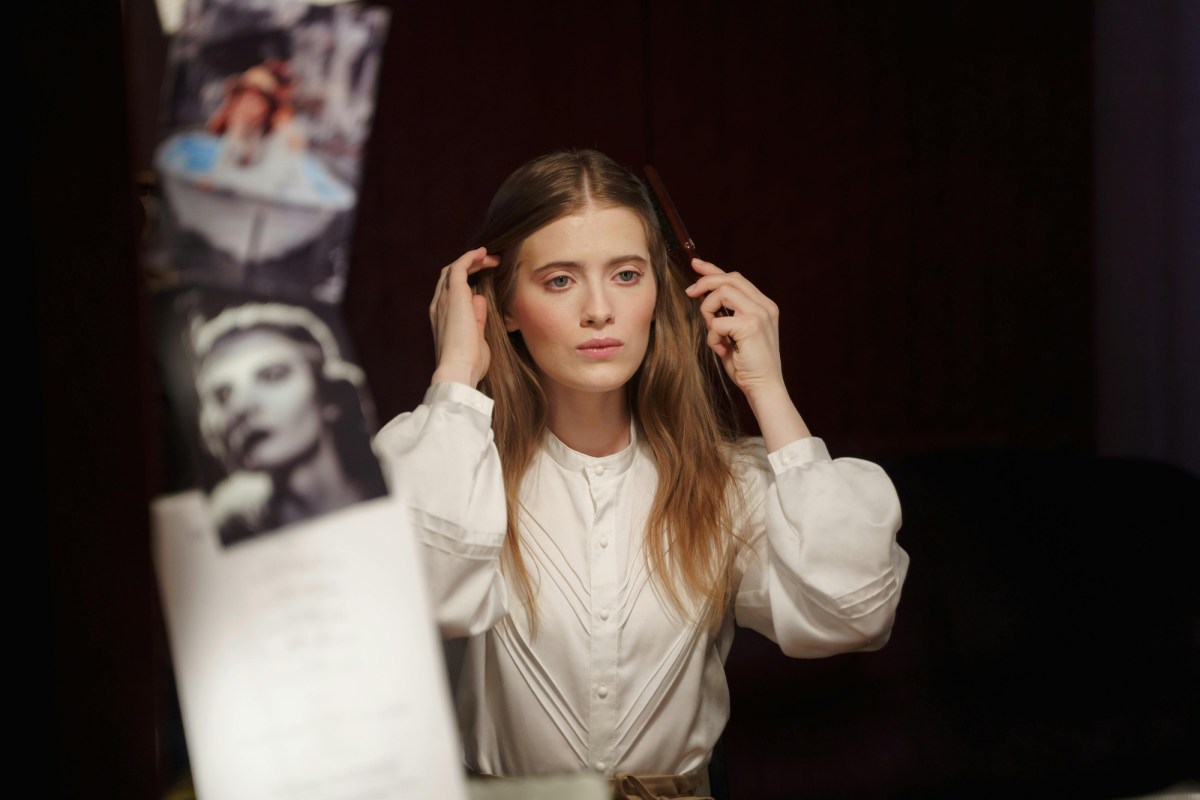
[373,381,909,779]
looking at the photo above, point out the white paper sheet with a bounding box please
[152,491,468,800]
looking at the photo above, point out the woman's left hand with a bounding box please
[685,258,812,449]
[684,258,785,400]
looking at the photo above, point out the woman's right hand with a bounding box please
[430,247,500,387]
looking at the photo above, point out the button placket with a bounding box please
[586,462,621,772]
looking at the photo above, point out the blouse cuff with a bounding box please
[424,381,494,418]
[767,436,831,473]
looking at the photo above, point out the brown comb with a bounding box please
[644,164,737,351]
[644,164,698,274]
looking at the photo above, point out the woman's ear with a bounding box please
[504,311,519,333]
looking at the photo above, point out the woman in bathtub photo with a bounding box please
[202,58,308,192]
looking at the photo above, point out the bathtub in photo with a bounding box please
[155,129,356,265]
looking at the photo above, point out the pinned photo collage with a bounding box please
[142,0,391,547]
[142,9,475,799]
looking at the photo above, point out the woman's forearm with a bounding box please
[745,382,812,454]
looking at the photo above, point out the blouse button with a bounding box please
[594,464,607,476]
[597,685,608,699]
[595,761,606,772]
[598,609,610,621]
[598,536,609,549]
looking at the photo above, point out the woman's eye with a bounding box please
[258,362,292,383]
[616,269,641,283]
[212,385,232,406]
[547,275,572,289]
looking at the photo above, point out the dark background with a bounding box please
[25,1,1197,798]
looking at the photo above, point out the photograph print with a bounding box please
[143,0,390,303]
[154,285,389,547]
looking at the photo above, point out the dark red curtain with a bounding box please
[340,2,1093,458]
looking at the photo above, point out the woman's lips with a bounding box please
[242,429,269,453]
[577,337,624,359]
[228,426,268,460]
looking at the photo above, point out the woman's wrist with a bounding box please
[746,383,812,453]
[432,362,478,388]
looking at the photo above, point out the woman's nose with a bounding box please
[225,384,260,422]
[581,285,615,327]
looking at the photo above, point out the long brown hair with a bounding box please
[471,149,742,631]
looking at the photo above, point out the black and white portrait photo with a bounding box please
[155,287,388,546]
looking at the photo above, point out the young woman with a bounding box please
[192,301,386,544]
[374,150,908,797]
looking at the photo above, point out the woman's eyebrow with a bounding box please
[607,254,649,267]
[530,260,582,276]
[530,255,648,276]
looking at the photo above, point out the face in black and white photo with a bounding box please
[197,327,331,474]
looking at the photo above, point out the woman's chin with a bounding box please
[238,435,324,475]
[238,448,286,474]
[538,361,643,399]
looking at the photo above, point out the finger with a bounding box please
[684,262,725,298]
[687,257,774,308]
[436,251,484,309]
[685,271,774,310]
[702,283,768,352]
[704,323,733,360]
[442,250,488,300]
[430,265,451,318]
[690,257,726,277]
[471,293,488,336]
[449,246,488,270]
[697,284,759,325]
[447,247,501,276]
[684,257,773,302]
[464,253,501,275]
[707,313,745,342]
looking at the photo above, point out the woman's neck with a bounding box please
[543,385,631,457]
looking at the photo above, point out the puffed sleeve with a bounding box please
[372,381,509,638]
[732,436,909,657]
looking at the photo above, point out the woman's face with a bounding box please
[197,328,326,472]
[227,88,271,131]
[504,204,657,404]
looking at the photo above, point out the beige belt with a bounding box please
[467,767,713,800]
[609,770,713,800]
